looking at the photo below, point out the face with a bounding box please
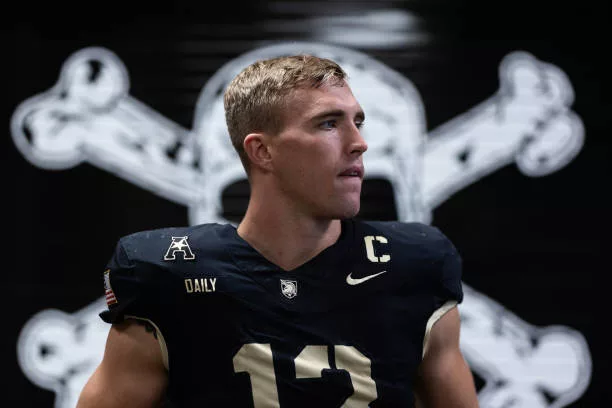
[267,81,368,219]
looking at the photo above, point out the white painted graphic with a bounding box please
[12,43,591,407]
[16,298,109,408]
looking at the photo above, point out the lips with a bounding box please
[339,165,364,178]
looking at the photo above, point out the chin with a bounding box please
[311,195,361,220]
[332,201,361,219]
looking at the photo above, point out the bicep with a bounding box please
[77,319,168,408]
[414,306,479,408]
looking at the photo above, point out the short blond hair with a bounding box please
[224,54,347,170]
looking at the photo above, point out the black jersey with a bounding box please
[99,219,463,407]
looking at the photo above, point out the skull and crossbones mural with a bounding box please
[11,42,592,408]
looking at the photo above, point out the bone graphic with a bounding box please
[10,46,585,222]
[459,286,591,408]
[17,298,108,408]
[424,53,584,208]
[12,44,592,407]
[10,47,203,207]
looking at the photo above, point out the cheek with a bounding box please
[284,144,330,172]
[276,137,337,186]
[302,151,335,182]
[277,150,315,187]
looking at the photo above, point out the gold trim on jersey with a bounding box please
[125,315,170,371]
[422,300,458,357]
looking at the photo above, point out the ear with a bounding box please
[243,133,273,172]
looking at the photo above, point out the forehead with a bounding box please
[286,81,363,118]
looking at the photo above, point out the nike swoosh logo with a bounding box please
[346,271,387,285]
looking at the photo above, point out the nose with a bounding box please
[348,124,368,155]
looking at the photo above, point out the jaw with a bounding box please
[322,188,362,219]
[255,171,364,220]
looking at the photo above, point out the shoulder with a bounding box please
[353,220,455,260]
[101,223,235,323]
[355,220,464,303]
[114,223,231,265]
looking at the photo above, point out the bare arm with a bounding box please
[414,307,479,408]
[76,319,168,408]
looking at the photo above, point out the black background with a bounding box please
[4,0,610,406]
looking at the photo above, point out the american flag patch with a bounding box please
[104,269,117,306]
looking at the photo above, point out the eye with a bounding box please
[355,119,365,130]
[320,120,337,130]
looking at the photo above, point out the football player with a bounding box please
[76,54,479,407]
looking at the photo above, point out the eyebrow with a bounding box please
[310,109,365,122]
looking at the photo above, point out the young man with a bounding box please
[77,54,479,407]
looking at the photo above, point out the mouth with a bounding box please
[338,165,364,179]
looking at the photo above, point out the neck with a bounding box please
[237,186,341,272]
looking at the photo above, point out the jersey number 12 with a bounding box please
[233,343,378,407]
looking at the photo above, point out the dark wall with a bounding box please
[4,1,609,406]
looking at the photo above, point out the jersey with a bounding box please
[99,219,463,407]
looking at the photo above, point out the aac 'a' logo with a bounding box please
[280,279,298,299]
[164,236,196,261]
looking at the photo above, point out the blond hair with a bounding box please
[224,54,347,170]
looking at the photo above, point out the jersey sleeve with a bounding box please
[421,228,465,354]
[433,229,464,309]
[99,238,161,325]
